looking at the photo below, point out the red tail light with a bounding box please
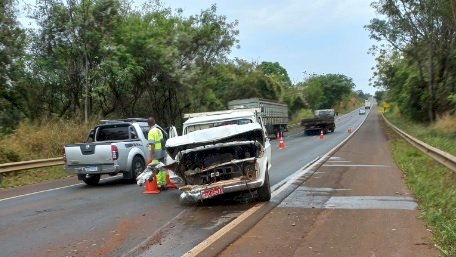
[111,145,119,160]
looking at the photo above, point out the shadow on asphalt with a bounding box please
[77,176,135,188]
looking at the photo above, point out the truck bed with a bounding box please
[301,117,335,133]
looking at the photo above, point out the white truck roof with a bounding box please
[166,123,262,148]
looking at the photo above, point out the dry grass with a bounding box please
[384,107,456,156]
[0,119,95,163]
[433,113,456,134]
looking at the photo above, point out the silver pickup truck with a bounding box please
[63,119,177,185]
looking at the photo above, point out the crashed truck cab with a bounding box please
[165,109,272,202]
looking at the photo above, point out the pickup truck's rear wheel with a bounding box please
[130,156,145,183]
[83,174,100,186]
[257,170,271,201]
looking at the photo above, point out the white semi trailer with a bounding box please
[228,98,288,137]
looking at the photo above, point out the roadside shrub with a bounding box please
[0,119,95,161]
[290,109,314,124]
[433,113,456,134]
[0,148,22,164]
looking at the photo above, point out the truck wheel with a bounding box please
[257,170,271,201]
[130,156,145,183]
[83,174,100,186]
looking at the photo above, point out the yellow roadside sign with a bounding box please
[383,102,391,109]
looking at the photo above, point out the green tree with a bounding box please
[374,90,385,102]
[298,79,324,111]
[0,0,27,133]
[300,74,354,110]
[128,3,239,126]
[204,59,285,107]
[23,1,239,128]
[367,0,456,122]
[257,61,292,88]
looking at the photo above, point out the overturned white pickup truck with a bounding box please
[165,109,272,202]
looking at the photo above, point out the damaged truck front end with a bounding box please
[165,124,271,202]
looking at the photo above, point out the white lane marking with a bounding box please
[271,156,322,196]
[0,176,121,203]
[322,164,390,167]
[0,183,82,202]
[280,195,417,210]
[326,160,352,163]
[182,202,266,257]
[279,187,416,210]
[325,196,417,210]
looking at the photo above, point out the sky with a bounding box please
[160,0,379,94]
[17,0,379,95]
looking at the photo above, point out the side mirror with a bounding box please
[85,129,95,143]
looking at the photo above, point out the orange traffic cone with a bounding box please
[348,127,352,134]
[144,175,160,194]
[165,174,177,189]
[279,138,285,149]
[276,132,279,140]
[320,130,324,140]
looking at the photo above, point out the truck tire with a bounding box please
[83,174,100,186]
[257,170,271,201]
[130,156,145,183]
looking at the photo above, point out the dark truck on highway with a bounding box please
[301,109,336,135]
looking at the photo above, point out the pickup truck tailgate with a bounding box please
[65,143,114,165]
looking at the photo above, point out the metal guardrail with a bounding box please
[382,113,456,172]
[0,157,64,174]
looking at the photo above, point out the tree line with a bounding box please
[1,0,360,134]
[367,0,456,122]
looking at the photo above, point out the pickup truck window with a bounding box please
[96,124,132,141]
[139,125,169,141]
[140,126,150,139]
[129,126,138,139]
[315,110,335,117]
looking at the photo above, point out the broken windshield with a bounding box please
[184,118,252,134]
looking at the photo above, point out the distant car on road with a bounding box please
[359,108,366,115]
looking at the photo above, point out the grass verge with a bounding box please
[383,111,456,156]
[383,119,456,256]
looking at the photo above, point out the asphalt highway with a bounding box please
[0,109,367,257]
[217,108,438,257]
